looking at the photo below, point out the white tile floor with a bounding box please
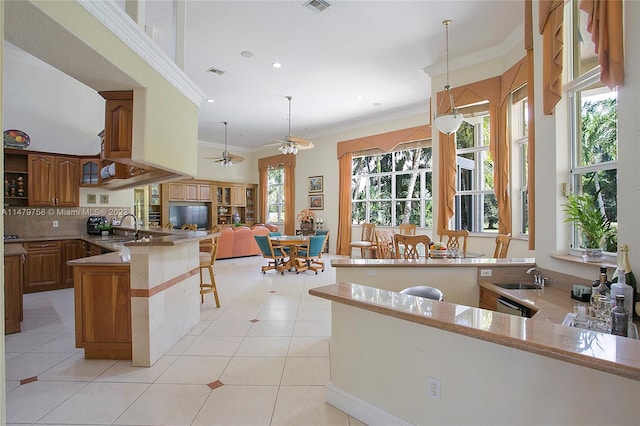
[5,254,366,426]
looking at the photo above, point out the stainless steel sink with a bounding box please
[495,282,541,290]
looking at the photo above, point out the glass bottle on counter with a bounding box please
[610,269,633,321]
[610,295,629,337]
[590,267,609,310]
[612,244,637,318]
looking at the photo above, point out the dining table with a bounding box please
[269,235,311,272]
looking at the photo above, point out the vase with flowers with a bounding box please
[297,208,315,232]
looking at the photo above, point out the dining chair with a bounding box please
[493,234,512,258]
[165,222,175,229]
[375,230,395,259]
[315,229,330,253]
[295,234,329,274]
[198,235,221,307]
[398,223,417,236]
[350,223,377,258]
[394,234,431,259]
[254,235,288,275]
[181,223,198,231]
[438,229,469,257]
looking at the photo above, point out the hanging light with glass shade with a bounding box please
[433,19,463,135]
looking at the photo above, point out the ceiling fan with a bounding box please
[206,121,244,167]
[274,96,314,154]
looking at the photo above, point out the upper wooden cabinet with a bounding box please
[99,91,133,163]
[28,154,80,207]
[167,181,211,202]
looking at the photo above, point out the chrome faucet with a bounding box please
[526,267,545,286]
[120,213,139,240]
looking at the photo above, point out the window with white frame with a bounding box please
[453,116,497,233]
[511,93,529,236]
[351,142,433,227]
[267,167,285,224]
[566,1,618,252]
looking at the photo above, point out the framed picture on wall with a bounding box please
[309,194,324,210]
[308,176,323,193]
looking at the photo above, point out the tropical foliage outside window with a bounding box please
[267,167,285,224]
[453,116,497,233]
[351,143,432,227]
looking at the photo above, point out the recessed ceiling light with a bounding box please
[240,51,253,58]
[355,95,363,100]
[272,62,282,69]
[207,99,215,103]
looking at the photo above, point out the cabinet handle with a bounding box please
[21,254,26,264]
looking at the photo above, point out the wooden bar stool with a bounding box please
[199,235,221,307]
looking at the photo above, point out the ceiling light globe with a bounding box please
[280,146,287,154]
[292,146,298,155]
[434,113,464,135]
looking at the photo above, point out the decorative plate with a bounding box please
[4,130,30,149]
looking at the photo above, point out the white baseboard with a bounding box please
[325,382,413,426]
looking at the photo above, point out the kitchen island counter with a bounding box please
[310,282,640,425]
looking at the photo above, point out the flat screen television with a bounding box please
[169,205,209,230]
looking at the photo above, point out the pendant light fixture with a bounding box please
[433,19,463,135]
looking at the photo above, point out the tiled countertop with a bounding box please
[310,282,640,381]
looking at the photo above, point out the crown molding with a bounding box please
[78,0,206,107]
[423,22,524,78]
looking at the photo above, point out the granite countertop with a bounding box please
[310,282,640,381]
[4,243,27,256]
[331,257,536,267]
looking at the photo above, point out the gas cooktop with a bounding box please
[4,234,20,240]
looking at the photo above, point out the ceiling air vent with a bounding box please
[304,0,330,13]
[207,67,226,76]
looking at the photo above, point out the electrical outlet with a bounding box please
[480,269,492,277]
[53,221,59,228]
[428,377,441,401]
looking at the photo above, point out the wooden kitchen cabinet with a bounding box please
[28,154,80,207]
[62,240,86,286]
[168,181,212,201]
[23,240,62,293]
[99,91,133,162]
[231,186,246,206]
[479,287,499,311]
[4,246,26,334]
[80,158,100,186]
[74,264,132,359]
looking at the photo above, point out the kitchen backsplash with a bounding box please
[4,206,131,238]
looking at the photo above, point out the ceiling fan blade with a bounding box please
[228,153,245,162]
[288,135,312,146]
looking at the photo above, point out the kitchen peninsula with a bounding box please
[68,229,213,367]
[310,282,640,425]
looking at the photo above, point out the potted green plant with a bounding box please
[98,222,112,236]
[563,192,613,260]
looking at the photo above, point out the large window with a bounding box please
[453,116,496,233]
[511,95,529,236]
[566,1,617,252]
[267,167,285,224]
[351,143,432,227]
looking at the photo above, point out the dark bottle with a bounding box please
[612,244,637,318]
[610,295,629,337]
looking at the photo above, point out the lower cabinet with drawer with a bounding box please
[23,239,86,293]
[24,240,62,293]
[479,287,499,311]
